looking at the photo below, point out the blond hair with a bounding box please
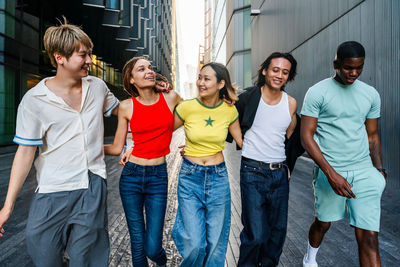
[43,17,93,67]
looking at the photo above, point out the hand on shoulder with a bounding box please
[155,73,173,92]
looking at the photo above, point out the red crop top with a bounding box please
[130,92,173,158]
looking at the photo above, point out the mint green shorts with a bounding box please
[313,166,386,232]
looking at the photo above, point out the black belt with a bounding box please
[241,156,287,170]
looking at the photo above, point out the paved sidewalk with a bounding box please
[0,129,399,266]
[224,144,400,267]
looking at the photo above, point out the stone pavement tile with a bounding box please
[0,230,27,263]
[225,243,236,267]
[0,153,16,172]
[107,129,185,266]
[160,130,185,266]
[223,142,400,267]
[0,166,36,266]
[229,237,240,263]
[379,188,400,262]
[109,233,131,266]
[1,131,400,266]
[229,218,241,245]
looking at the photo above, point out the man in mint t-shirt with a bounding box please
[301,41,386,267]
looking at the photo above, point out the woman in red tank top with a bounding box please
[104,57,181,266]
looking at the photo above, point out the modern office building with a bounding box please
[204,0,251,90]
[206,0,399,186]
[250,0,400,187]
[0,0,175,145]
[211,0,227,64]
[204,0,212,63]
[226,0,251,91]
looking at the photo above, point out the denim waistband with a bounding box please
[241,156,287,170]
[181,157,227,179]
[182,157,227,174]
[124,161,167,171]
[183,157,225,168]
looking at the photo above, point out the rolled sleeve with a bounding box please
[229,106,239,125]
[175,101,186,122]
[301,87,322,118]
[367,90,381,119]
[103,88,119,117]
[13,104,43,146]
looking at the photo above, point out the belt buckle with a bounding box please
[270,162,282,170]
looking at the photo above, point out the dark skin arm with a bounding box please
[365,118,385,176]
[301,115,356,198]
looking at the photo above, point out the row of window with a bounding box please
[0,55,123,145]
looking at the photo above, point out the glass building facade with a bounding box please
[0,0,43,145]
[226,0,251,90]
[0,0,174,145]
[204,0,250,90]
[251,0,400,188]
[211,0,226,63]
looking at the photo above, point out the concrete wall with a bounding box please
[251,0,400,187]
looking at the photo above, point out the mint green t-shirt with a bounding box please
[301,78,381,171]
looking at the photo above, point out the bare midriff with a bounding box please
[128,155,166,166]
[185,151,224,166]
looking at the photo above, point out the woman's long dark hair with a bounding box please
[201,62,238,102]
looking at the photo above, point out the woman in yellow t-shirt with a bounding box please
[171,62,243,266]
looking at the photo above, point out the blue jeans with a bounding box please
[238,157,289,267]
[119,162,168,267]
[172,157,231,267]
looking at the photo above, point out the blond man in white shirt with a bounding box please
[0,20,118,266]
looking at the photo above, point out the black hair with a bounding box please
[201,62,238,102]
[336,41,365,61]
[256,52,297,89]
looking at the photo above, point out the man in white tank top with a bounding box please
[234,53,299,267]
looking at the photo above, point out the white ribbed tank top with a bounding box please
[242,92,291,163]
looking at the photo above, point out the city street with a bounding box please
[1,1,399,266]
[0,129,399,266]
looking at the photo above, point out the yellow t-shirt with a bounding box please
[175,98,239,157]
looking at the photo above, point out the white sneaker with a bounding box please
[303,253,318,267]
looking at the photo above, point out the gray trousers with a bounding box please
[26,172,109,267]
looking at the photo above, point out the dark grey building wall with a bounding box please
[251,0,400,187]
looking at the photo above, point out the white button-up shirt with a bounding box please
[13,76,119,193]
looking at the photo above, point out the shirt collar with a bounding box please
[31,76,93,96]
[31,76,92,109]
[81,77,90,110]
[30,77,52,96]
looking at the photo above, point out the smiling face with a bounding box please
[262,57,292,91]
[196,66,225,99]
[130,58,156,89]
[59,43,92,78]
[334,57,364,85]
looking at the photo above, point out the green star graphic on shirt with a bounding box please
[204,116,215,127]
